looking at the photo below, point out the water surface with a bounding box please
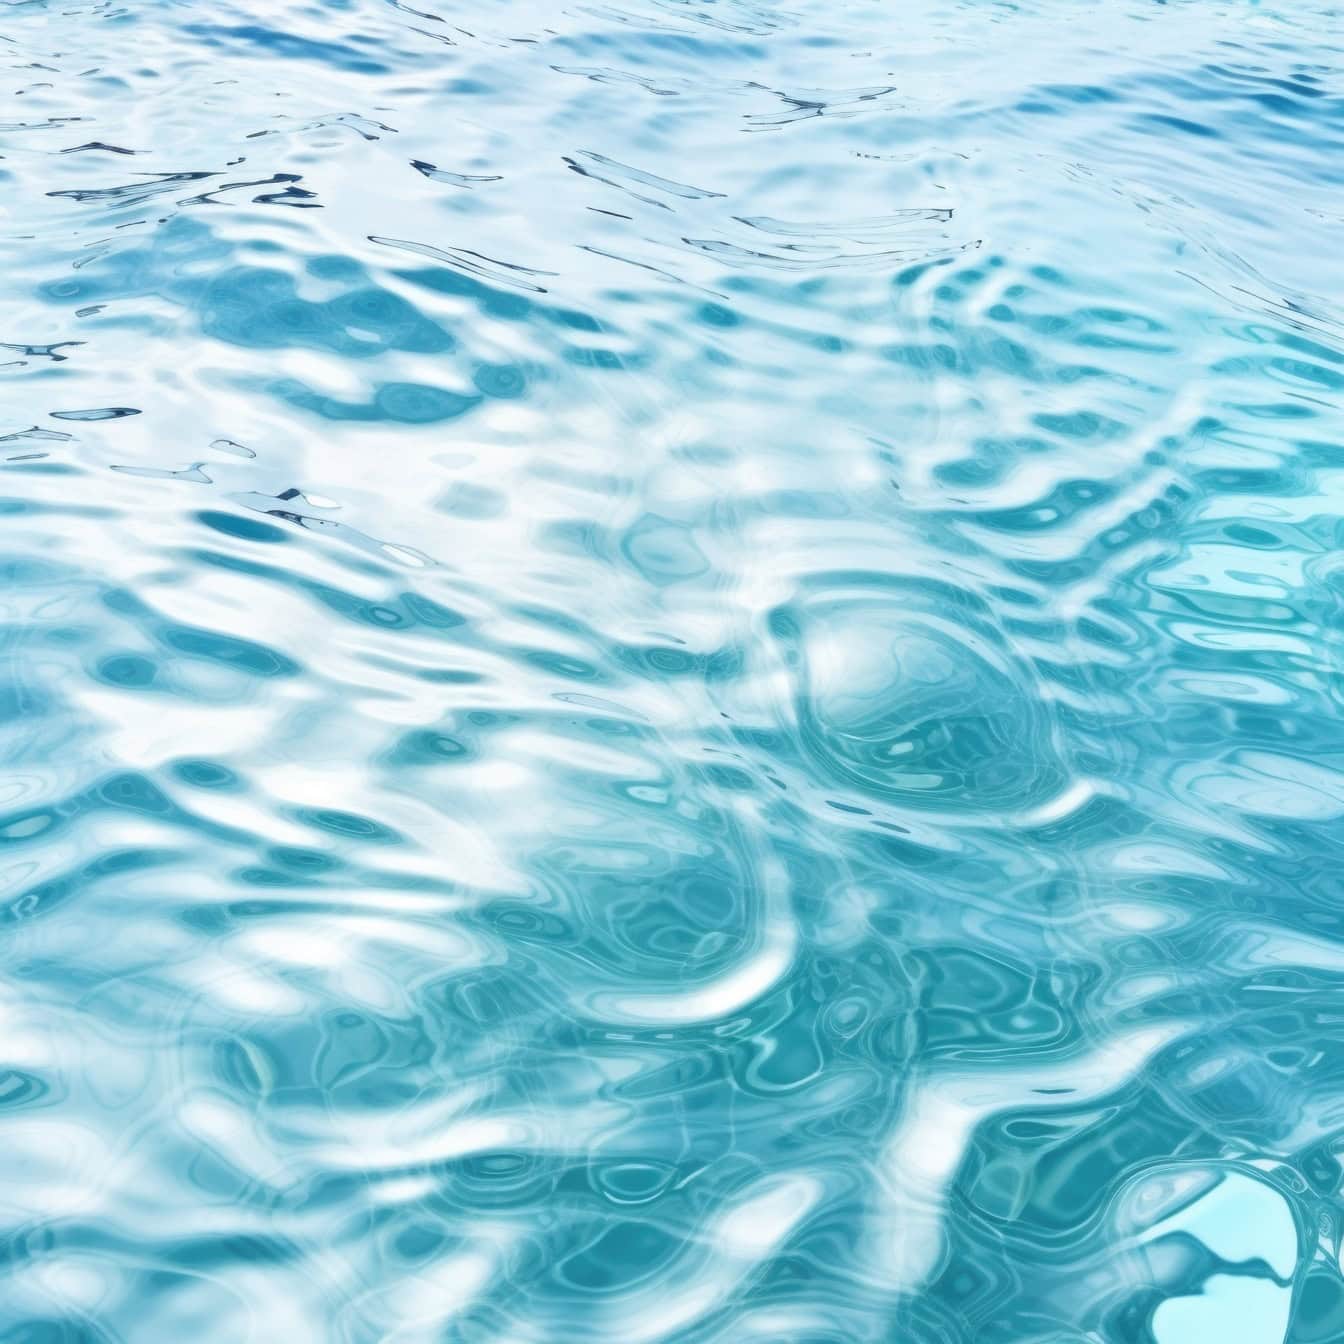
[2,1,1343,1340]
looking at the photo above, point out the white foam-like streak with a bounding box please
[347,1240,514,1344]
[601,1174,824,1344]
[584,849,797,1025]
[872,1024,1184,1294]
[178,1083,626,1191]
[589,918,796,1025]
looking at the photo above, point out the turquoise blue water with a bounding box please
[1,0,1343,1339]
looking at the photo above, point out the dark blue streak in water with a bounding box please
[0,1,1342,1341]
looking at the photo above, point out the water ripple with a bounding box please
[0,0,1342,1341]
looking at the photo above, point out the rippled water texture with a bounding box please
[2,0,1343,1339]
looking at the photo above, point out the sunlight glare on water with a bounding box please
[1,0,1343,1340]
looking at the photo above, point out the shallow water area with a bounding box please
[1,0,1343,1341]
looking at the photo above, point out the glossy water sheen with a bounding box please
[1,1,1343,1340]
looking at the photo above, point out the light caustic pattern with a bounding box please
[0,0,1343,1341]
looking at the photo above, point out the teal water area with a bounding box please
[1,1,1343,1340]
